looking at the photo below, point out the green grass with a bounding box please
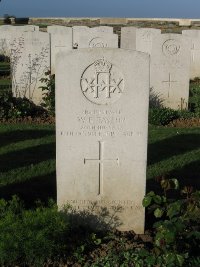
[0,62,10,69]
[147,126,200,192]
[0,78,11,85]
[0,124,200,206]
[0,124,55,207]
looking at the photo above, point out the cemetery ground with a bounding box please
[0,59,200,266]
[0,123,199,266]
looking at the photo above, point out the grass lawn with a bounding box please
[0,124,200,207]
[0,78,11,85]
[0,62,10,69]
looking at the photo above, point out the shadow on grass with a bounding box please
[148,133,200,166]
[146,159,200,194]
[0,142,55,173]
[0,129,55,149]
[0,172,56,208]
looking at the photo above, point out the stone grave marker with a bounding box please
[72,26,90,48]
[182,30,200,79]
[121,27,137,50]
[48,26,73,74]
[56,48,149,233]
[73,26,117,48]
[92,26,113,33]
[150,33,191,109]
[11,31,50,105]
[136,28,161,54]
[121,27,161,54]
[78,32,118,48]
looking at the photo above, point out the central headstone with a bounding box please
[56,48,149,233]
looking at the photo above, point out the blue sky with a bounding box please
[0,0,200,18]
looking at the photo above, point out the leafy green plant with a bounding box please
[143,178,200,267]
[189,78,200,116]
[40,70,55,115]
[0,91,45,119]
[149,107,179,126]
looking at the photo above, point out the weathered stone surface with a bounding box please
[48,26,72,74]
[77,32,118,48]
[121,27,137,50]
[182,30,200,79]
[56,48,149,233]
[121,27,161,54]
[150,34,191,109]
[11,32,50,105]
[136,28,161,54]
[72,26,117,48]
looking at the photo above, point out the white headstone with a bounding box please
[72,26,90,48]
[56,48,149,233]
[121,27,137,50]
[11,32,50,105]
[92,26,113,33]
[48,26,73,74]
[121,27,161,54]
[11,25,39,32]
[78,32,118,48]
[73,26,117,48]
[136,28,161,54]
[150,34,191,109]
[182,30,200,79]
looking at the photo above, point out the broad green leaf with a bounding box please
[154,208,164,218]
[142,196,152,207]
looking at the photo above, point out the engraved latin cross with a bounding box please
[162,73,177,97]
[84,141,119,195]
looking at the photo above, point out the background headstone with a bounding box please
[150,33,191,109]
[121,27,137,50]
[11,31,50,105]
[77,32,118,48]
[182,30,200,79]
[121,27,161,54]
[56,48,149,233]
[48,26,73,74]
[73,26,117,48]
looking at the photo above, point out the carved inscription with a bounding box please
[162,73,177,97]
[84,141,119,195]
[162,39,181,56]
[89,37,108,48]
[67,199,142,212]
[81,58,124,105]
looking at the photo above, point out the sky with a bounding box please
[0,0,200,19]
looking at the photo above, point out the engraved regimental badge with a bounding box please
[162,39,181,57]
[80,58,124,105]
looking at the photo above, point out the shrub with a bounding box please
[0,196,69,266]
[189,79,200,116]
[0,91,45,120]
[149,107,179,126]
[143,178,200,267]
[40,70,55,116]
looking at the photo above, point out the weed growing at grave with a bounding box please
[149,107,179,126]
[189,78,200,116]
[143,177,200,267]
[40,70,55,115]
[0,91,45,120]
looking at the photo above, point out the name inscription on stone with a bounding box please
[60,109,140,138]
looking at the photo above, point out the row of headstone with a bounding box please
[121,27,191,109]
[1,25,200,109]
